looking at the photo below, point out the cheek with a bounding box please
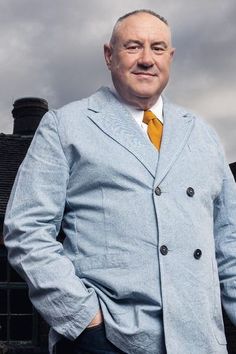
[112,58,126,71]
[117,54,136,70]
[158,57,172,71]
[113,63,132,80]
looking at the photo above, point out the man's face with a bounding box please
[104,13,175,107]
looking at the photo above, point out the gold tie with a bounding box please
[143,110,163,150]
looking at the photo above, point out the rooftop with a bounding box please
[0,134,32,216]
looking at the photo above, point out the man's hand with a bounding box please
[86,309,103,328]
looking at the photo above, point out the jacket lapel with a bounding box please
[87,87,158,178]
[154,99,195,186]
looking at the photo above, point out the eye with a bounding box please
[153,46,165,53]
[128,45,139,50]
[125,43,142,53]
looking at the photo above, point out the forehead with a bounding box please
[114,13,171,44]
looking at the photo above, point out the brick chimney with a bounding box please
[12,97,48,135]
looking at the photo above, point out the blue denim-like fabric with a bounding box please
[55,323,126,354]
[4,87,235,354]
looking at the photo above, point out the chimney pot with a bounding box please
[12,97,49,135]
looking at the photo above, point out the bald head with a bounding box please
[110,9,171,46]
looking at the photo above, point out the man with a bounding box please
[4,9,236,354]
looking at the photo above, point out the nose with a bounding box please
[137,47,154,67]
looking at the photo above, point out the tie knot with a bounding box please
[143,110,157,124]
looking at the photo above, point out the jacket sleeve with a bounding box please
[214,153,236,326]
[3,111,100,340]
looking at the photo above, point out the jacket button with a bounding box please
[155,186,161,196]
[160,245,168,255]
[194,249,202,259]
[186,187,195,197]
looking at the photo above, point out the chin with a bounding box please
[130,84,159,96]
[132,89,159,100]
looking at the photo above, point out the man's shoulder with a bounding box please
[163,98,202,129]
[41,87,118,137]
[163,97,203,123]
[163,97,222,146]
[53,87,114,118]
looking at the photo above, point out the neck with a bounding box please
[121,96,160,111]
[112,87,160,110]
[125,96,160,110]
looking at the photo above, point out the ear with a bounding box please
[104,43,113,70]
[169,47,175,61]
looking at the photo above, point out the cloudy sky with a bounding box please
[0,0,235,162]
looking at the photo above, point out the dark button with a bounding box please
[186,187,195,197]
[160,245,168,255]
[155,186,162,196]
[194,249,202,259]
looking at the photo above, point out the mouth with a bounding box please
[132,72,157,77]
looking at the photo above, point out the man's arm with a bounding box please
[3,111,100,340]
[214,156,236,326]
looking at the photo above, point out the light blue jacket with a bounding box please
[4,87,236,354]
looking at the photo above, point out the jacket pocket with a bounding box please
[74,252,131,272]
